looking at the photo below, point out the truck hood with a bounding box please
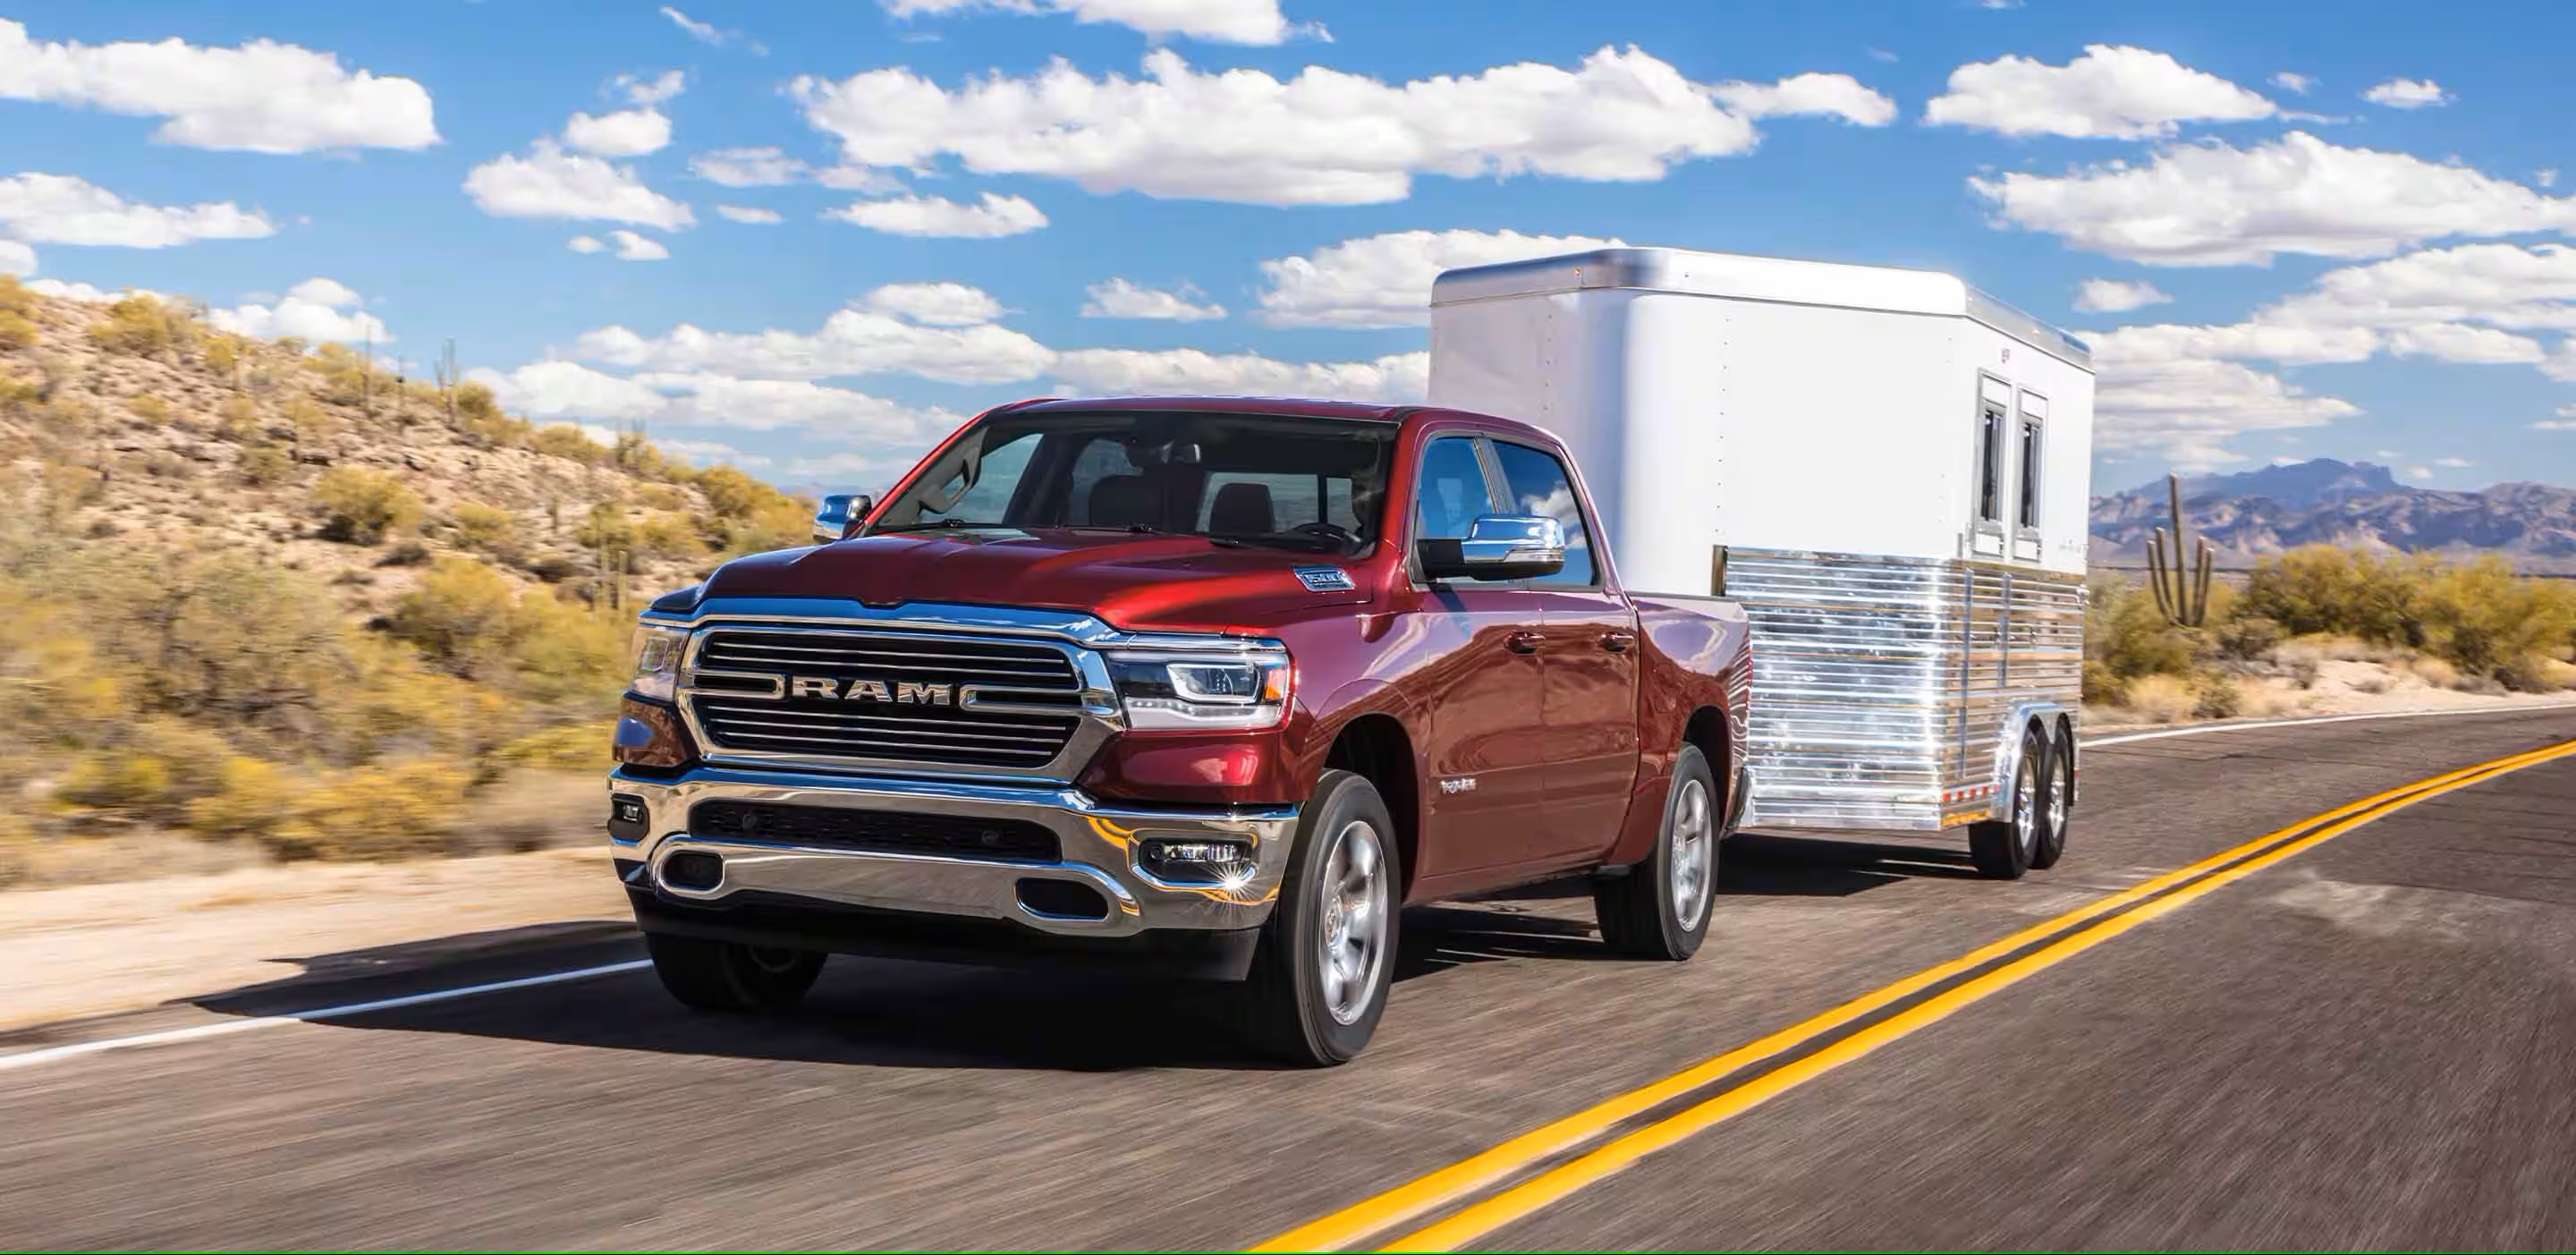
[696,529,1377,632]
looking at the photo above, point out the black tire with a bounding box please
[2030,720,2075,870]
[1969,726,2049,880]
[1594,743,1718,961]
[645,932,826,1013]
[1239,770,1402,1067]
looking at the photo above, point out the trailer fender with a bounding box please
[1987,700,2071,818]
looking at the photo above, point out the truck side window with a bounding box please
[1061,437,1146,525]
[919,430,1041,525]
[1976,400,2006,525]
[1414,437,1496,540]
[1491,441,1597,587]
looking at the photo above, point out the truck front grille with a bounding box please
[686,627,1086,771]
[689,800,1062,862]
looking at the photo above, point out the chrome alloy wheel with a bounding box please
[1669,776,1715,932]
[2046,754,2069,840]
[1317,818,1391,1026]
[2014,754,2041,857]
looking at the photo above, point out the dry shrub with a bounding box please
[88,293,198,358]
[0,310,36,351]
[312,466,421,543]
[457,769,600,853]
[192,757,470,861]
[2402,656,2462,690]
[2244,547,2576,683]
[449,501,521,558]
[533,424,609,464]
[2124,674,2195,724]
[386,557,626,702]
[490,721,613,772]
[2189,671,2244,719]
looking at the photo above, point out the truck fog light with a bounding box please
[1140,837,1256,885]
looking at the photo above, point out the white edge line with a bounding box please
[0,960,651,1073]
[13,703,2576,1074]
[2083,701,2576,749]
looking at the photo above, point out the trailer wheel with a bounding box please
[1970,726,2048,880]
[1238,769,1401,1067]
[645,933,826,1013]
[1594,743,1717,960]
[2030,720,2074,869]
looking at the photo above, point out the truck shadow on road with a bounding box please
[178,833,1981,1073]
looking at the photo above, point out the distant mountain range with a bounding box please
[2089,458,2576,572]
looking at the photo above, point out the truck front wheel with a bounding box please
[1239,769,1401,1066]
[645,932,826,1013]
[1594,743,1717,961]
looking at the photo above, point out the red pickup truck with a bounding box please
[608,397,1752,1064]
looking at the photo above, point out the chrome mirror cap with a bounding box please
[812,493,873,544]
[1419,513,1567,581]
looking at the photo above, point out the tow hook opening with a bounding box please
[1016,878,1110,921]
[661,850,724,893]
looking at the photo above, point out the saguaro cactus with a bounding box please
[2145,472,2216,626]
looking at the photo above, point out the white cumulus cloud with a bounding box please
[2363,78,2451,109]
[792,47,1878,208]
[1709,72,1896,125]
[1050,347,1428,403]
[691,147,807,187]
[208,276,387,343]
[1970,132,2576,266]
[568,234,606,253]
[2270,72,2314,95]
[2073,278,2173,313]
[470,359,962,442]
[827,192,1046,238]
[0,18,436,154]
[1256,228,1623,328]
[1925,45,2275,140]
[1082,278,1226,321]
[564,107,672,157]
[609,229,669,261]
[0,173,273,247]
[716,204,783,225]
[0,240,31,276]
[24,278,138,303]
[575,308,1055,385]
[620,70,687,106]
[862,282,1004,326]
[878,0,1322,46]
[463,140,694,229]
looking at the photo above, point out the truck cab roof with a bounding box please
[995,395,1563,445]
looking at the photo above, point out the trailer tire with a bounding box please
[1970,726,2048,880]
[2030,721,2074,869]
[645,933,826,1013]
[1594,744,1717,961]
[1238,770,1401,1067]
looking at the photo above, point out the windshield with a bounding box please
[871,411,1400,555]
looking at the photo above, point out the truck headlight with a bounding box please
[1106,649,1292,731]
[629,623,691,701]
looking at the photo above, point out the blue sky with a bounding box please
[4,1,2574,497]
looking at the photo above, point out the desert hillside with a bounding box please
[0,276,814,881]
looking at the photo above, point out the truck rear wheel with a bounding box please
[1970,726,2049,880]
[1238,769,1401,1067]
[1594,743,1717,961]
[645,932,826,1013]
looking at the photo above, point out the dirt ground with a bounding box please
[0,846,628,1030]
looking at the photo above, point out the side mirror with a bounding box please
[1419,513,1566,581]
[812,493,873,544]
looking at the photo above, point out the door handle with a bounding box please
[1506,630,1545,654]
[1600,631,1636,653]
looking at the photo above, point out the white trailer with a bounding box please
[1429,246,2093,878]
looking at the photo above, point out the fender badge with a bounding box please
[1294,566,1355,592]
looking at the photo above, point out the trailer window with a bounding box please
[2017,418,2043,530]
[1976,401,2006,525]
[1491,441,1597,587]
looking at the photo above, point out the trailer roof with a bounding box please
[1430,246,2092,371]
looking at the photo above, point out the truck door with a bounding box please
[1407,434,1552,881]
[1489,438,1641,865]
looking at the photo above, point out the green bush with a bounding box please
[450,502,521,556]
[533,424,608,464]
[2242,547,2576,683]
[2086,579,2199,682]
[312,466,421,544]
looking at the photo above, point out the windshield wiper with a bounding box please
[1208,531,1343,553]
[1058,522,1247,547]
[869,518,1007,533]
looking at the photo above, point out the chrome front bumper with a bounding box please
[607,767,1300,937]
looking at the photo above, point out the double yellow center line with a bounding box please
[1252,737,2576,1252]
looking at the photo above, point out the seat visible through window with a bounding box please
[1088,474,1159,527]
[1207,481,1276,534]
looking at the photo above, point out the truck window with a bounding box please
[1976,400,2006,525]
[1414,437,1496,540]
[917,429,1042,525]
[1490,441,1597,587]
[1062,437,1146,525]
[1195,471,1360,536]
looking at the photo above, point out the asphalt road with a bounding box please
[6,708,2576,1250]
